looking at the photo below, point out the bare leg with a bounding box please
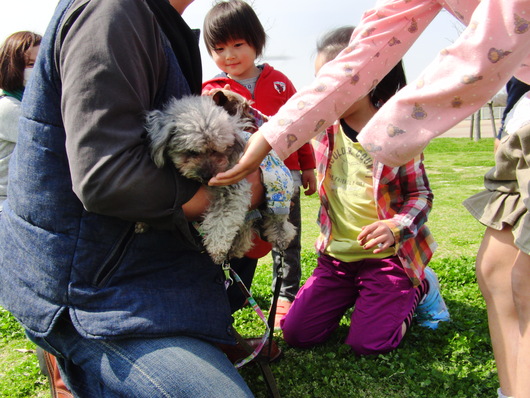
[476,227,519,396]
[513,250,530,398]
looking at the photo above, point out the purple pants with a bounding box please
[281,253,418,355]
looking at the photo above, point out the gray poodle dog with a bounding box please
[143,91,296,264]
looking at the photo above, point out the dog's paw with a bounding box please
[209,250,228,265]
[261,215,297,251]
[201,182,252,263]
[275,220,297,251]
[228,221,255,259]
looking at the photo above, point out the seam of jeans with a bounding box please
[100,341,173,398]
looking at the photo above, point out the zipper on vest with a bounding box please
[93,225,136,287]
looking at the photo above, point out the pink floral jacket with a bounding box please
[259,0,530,167]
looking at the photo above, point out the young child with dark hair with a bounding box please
[202,0,316,326]
[280,26,450,355]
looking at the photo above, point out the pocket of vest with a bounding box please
[92,224,136,287]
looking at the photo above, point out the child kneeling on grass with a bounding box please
[280,26,450,355]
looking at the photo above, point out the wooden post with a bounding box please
[488,101,497,137]
[475,110,481,141]
[469,113,474,140]
[471,110,482,141]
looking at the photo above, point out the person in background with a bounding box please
[494,77,530,151]
[0,0,262,396]
[498,77,530,139]
[281,26,449,355]
[503,90,530,139]
[0,31,41,212]
[202,0,316,328]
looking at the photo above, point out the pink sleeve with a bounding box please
[359,0,530,166]
[258,0,530,167]
[258,0,443,160]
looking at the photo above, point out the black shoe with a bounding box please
[218,338,282,364]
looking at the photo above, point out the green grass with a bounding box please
[0,137,498,397]
[0,308,48,397]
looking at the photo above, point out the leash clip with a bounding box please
[276,249,285,279]
[222,260,233,288]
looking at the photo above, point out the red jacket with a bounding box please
[202,64,315,171]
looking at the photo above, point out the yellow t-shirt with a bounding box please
[322,126,393,262]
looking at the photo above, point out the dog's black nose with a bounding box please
[199,162,218,181]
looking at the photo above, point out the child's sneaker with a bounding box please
[497,387,515,398]
[273,298,292,330]
[415,267,450,329]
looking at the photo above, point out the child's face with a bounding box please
[211,39,259,81]
[25,45,40,68]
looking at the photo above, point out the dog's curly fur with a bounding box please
[143,91,296,264]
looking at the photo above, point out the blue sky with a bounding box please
[0,0,463,89]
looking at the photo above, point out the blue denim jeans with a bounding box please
[27,313,254,397]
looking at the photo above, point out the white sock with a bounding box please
[498,387,515,398]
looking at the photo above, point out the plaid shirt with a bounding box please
[314,124,437,286]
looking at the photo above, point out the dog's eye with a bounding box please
[187,150,201,156]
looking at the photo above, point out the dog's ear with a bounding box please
[212,90,242,117]
[212,90,229,108]
[145,109,174,168]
